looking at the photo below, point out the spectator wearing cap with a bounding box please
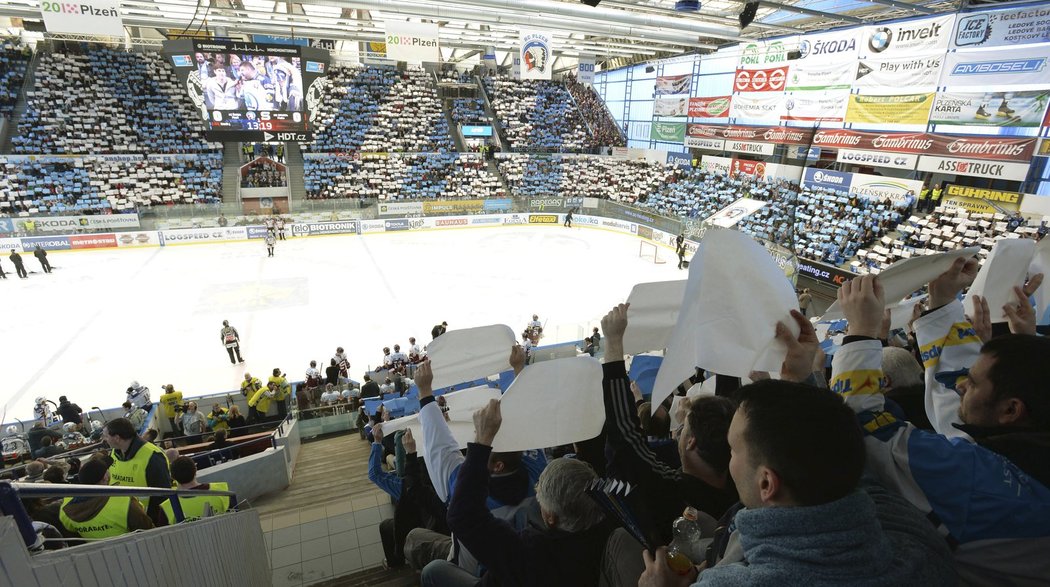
[58,456,154,539]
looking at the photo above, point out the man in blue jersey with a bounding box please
[235,61,274,112]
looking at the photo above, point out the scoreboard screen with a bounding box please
[163,39,330,142]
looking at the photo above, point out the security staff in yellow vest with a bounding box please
[930,185,943,210]
[241,372,262,398]
[160,456,232,524]
[59,455,154,539]
[158,384,184,435]
[247,383,275,424]
[268,368,292,420]
[102,417,172,524]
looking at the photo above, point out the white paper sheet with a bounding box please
[965,239,1036,322]
[624,280,688,355]
[426,324,516,390]
[889,295,928,331]
[491,356,604,452]
[650,229,799,407]
[1031,238,1050,326]
[380,386,502,452]
[822,247,981,320]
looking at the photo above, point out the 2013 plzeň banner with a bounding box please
[654,75,691,96]
[952,4,1050,49]
[930,90,1050,127]
[384,20,440,64]
[41,0,124,37]
[810,129,1036,162]
[845,93,935,125]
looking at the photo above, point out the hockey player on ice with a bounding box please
[125,381,151,410]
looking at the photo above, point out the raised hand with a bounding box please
[838,275,886,339]
[415,359,433,398]
[775,309,819,383]
[928,257,980,309]
[600,303,629,362]
[968,295,993,343]
[1003,286,1037,336]
[402,428,416,454]
[472,399,502,447]
[509,345,526,375]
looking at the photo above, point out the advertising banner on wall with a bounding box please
[655,74,691,95]
[848,173,923,203]
[69,234,118,250]
[795,29,861,63]
[684,129,726,150]
[422,200,486,214]
[733,67,788,92]
[654,96,689,117]
[41,0,125,37]
[859,14,955,58]
[700,155,733,176]
[917,155,1032,181]
[730,159,766,177]
[854,55,944,90]
[688,96,732,118]
[384,21,440,63]
[943,184,1023,213]
[738,39,791,70]
[811,129,1036,161]
[20,236,71,251]
[684,123,814,146]
[782,90,850,122]
[845,93,935,125]
[377,201,424,216]
[836,149,918,170]
[762,163,805,181]
[16,214,141,233]
[651,122,686,142]
[519,30,553,80]
[115,232,161,247]
[706,197,767,227]
[930,90,1050,127]
[786,60,856,91]
[577,54,595,85]
[941,45,1050,88]
[289,221,359,237]
[952,5,1050,49]
[802,167,853,192]
[160,227,248,244]
[729,92,785,121]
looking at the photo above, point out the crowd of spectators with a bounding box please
[483,75,594,152]
[240,159,287,188]
[565,72,625,148]
[0,153,223,215]
[306,65,453,154]
[498,155,668,202]
[450,98,486,125]
[12,46,218,154]
[304,154,503,200]
[0,40,31,116]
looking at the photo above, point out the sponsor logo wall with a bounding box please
[845,93,936,125]
[860,14,954,58]
[726,140,775,156]
[655,75,691,95]
[688,96,731,118]
[941,45,1050,87]
[942,184,1023,214]
[916,155,1032,181]
[289,221,359,237]
[378,202,424,216]
[952,5,1050,49]
[519,30,553,80]
[738,39,791,69]
[423,200,486,214]
[811,129,1035,161]
[930,90,1050,127]
[529,197,565,209]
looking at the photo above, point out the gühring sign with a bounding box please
[41,0,125,37]
[384,20,440,63]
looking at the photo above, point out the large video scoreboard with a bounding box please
[162,39,330,142]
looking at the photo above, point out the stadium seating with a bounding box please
[11,47,217,154]
[0,154,223,214]
[451,98,487,125]
[498,155,667,202]
[0,40,31,117]
[306,65,453,154]
[304,154,503,200]
[565,73,625,148]
[483,75,593,152]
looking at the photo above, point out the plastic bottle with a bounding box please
[666,506,705,574]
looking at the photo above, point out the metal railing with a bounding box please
[0,481,239,548]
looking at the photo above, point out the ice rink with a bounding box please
[2,225,678,422]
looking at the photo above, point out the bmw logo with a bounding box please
[869,27,892,53]
[785,99,795,111]
[799,40,811,58]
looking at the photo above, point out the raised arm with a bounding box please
[415,359,465,503]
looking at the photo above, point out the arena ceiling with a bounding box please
[1,0,964,63]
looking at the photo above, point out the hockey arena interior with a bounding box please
[1,0,1050,585]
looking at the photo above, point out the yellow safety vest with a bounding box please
[208,407,230,432]
[241,378,261,397]
[248,387,272,413]
[159,482,231,523]
[110,441,167,489]
[59,496,134,539]
[268,376,290,401]
[159,391,183,419]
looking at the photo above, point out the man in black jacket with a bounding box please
[9,248,27,278]
[55,396,84,425]
[33,245,51,273]
[27,422,62,454]
[421,400,613,587]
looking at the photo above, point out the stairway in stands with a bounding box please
[286,141,307,208]
[221,142,243,202]
[0,49,41,153]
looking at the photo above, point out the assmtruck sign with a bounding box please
[836,149,918,170]
[916,156,1032,181]
[810,129,1036,162]
[384,21,440,63]
[41,0,125,37]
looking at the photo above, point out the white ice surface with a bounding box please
[1,226,676,422]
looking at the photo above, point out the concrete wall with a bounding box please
[0,510,268,587]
